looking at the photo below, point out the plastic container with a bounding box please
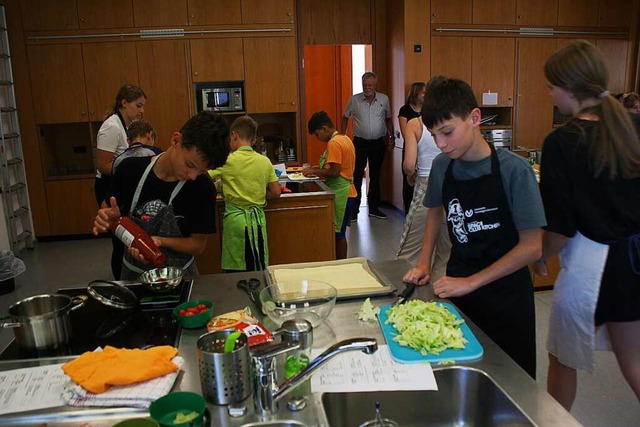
[173,300,213,329]
[259,280,337,328]
[0,250,25,295]
[149,391,206,427]
[112,418,160,427]
[196,330,252,405]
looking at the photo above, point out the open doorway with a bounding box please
[303,44,372,199]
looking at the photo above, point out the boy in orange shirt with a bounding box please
[305,111,357,259]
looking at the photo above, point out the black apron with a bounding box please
[121,154,196,281]
[442,144,536,378]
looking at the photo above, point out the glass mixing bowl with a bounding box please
[259,280,337,327]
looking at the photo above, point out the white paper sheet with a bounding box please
[310,345,437,393]
[0,363,67,415]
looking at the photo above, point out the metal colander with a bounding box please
[196,330,252,405]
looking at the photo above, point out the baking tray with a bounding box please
[264,257,396,300]
[378,303,483,363]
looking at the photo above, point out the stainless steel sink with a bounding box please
[321,366,535,427]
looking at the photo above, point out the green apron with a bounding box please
[320,150,351,232]
[221,203,269,271]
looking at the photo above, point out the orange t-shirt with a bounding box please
[325,134,357,197]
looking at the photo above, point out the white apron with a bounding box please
[547,231,612,373]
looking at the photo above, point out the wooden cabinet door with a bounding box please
[241,0,295,24]
[83,42,140,123]
[515,39,558,148]
[19,0,78,31]
[595,39,629,94]
[187,0,242,25]
[45,179,97,235]
[190,38,245,82]
[430,0,472,24]
[77,0,134,29]
[430,37,472,83]
[133,0,188,27]
[473,0,516,24]
[27,44,88,124]
[472,38,516,107]
[598,0,634,27]
[243,37,298,113]
[137,40,191,150]
[557,0,598,26]
[516,0,558,25]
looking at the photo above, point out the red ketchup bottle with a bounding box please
[111,217,165,268]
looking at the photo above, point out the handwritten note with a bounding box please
[310,345,437,393]
[0,363,67,415]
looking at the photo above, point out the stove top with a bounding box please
[0,280,193,361]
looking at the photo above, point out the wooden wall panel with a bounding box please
[298,0,373,45]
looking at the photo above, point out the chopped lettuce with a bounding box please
[355,298,380,322]
[385,300,468,356]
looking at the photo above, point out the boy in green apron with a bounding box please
[403,78,546,378]
[305,111,357,259]
[209,116,281,272]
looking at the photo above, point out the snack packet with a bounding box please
[207,308,273,347]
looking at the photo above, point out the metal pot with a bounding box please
[0,294,85,350]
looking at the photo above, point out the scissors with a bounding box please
[236,278,263,313]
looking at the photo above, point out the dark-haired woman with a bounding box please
[94,84,147,206]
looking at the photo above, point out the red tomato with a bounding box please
[197,304,207,310]
[179,309,186,316]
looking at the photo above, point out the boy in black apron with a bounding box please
[93,111,230,279]
[403,77,546,378]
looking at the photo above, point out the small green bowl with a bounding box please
[112,418,160,427]
[173,300,213,329]
[149,391,206,427]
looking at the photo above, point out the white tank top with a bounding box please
[416,122,441,177]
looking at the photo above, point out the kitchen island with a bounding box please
[195,178,336,274]
[0,260,580,426]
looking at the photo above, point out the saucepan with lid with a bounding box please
[0,294,86,349]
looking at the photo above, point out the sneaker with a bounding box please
[350,212,358,223]
[368,208,388,220]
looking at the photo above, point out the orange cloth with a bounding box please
[62,345,179,394]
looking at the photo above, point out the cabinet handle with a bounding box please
[287,12,292,16]
[90,111,95,116]
[194,71,198,76]
[432,13,437,17]
[81,111,86,116]
[290,101,296,105]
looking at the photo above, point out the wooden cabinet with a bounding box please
[137,40,191,150]
[531,255,559,288]
[430,0,472,24]
[557,0,598,26]
[241,0,295,24]
[190,38,245,82]
[473,0,516,25]
[243,37,298,113]
[431,37,472,83]
[515,38,558,148]
[45,178,97,235]
[472,38,516,107]
[133,0,188,28]
[598,0,634,27]
[27,43,139,125]
[187,0,242,25]
[82,42,140,121]
[516,0,558,25]
[27,44,88,124]
[77,0,134,29]
[19,0,78,31]
[196,191,336,274]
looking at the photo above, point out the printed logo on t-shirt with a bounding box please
[447,198,501,244]
[135,199,166,222]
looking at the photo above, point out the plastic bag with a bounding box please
[0,250,26,281]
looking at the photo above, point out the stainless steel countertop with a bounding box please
[0,259,581,426]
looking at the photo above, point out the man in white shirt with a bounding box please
[341,72,394,220]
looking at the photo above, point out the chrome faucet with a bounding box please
[250,337,378,416]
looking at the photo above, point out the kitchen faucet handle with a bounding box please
[251,340,300,361]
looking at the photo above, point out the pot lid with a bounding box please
[87,280,138,310]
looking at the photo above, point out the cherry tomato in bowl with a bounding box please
[173,299,214,329]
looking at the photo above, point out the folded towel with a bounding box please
[63,356,184,409]
[62,346,179,394]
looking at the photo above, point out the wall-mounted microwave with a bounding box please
[195,81,244,113]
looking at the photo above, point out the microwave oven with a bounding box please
[195,81,244,113]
